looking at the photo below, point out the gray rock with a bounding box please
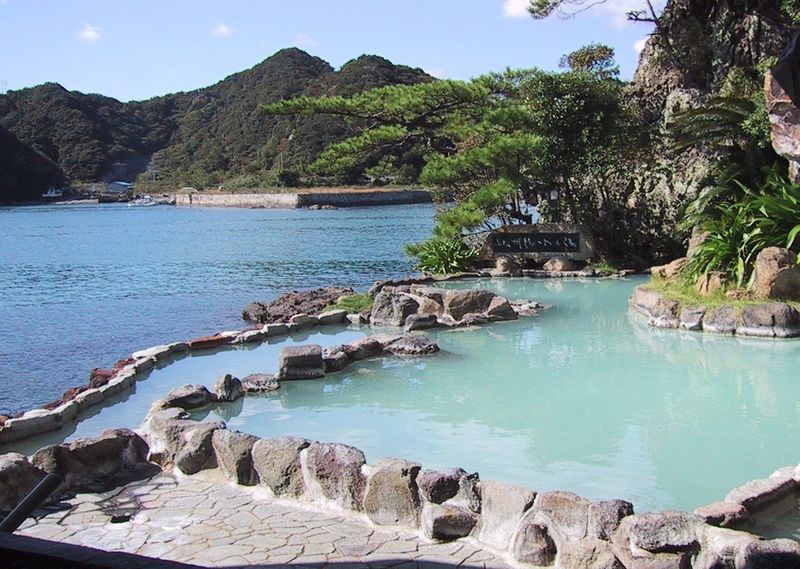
[345,336,386,360]
[621,511,703,554]
[322,346,351,373]
[304,442,366,511]
[163,384,216,410]
[404,313,439,331]
[477,480,536,549]
[695,271,727,296]
[449,471,482,514]
[735,538,800,569]
[364,457,422,526]
[559,538,623,569]
[703,305,737,335]
[418,468,466,504]
[629,287,680,328]
[752,247,800,300]
[31,429,149,493]
[486,296,518,321]
[240,373,278,393]
[680,306,707,331]
[409,285,447,305]
[318,309,347,325]
[738,303,800,338]
[0,453,46,514]
[544,256,582,272]
[443,289,497,321]
[492,256,523,277]
[421,503,478,541]
[694,501,749,528]
[174,422,222,475]
[510,519,557,565]
[212,374,244,402]
[384,335,440,356]
[725,475,797,511]
[460,313,489,326]
[531,490,591,542]
[651,258,688,281]
[289,313,319,328]
[211,430,258,486]
[346,313,368,326]
[371,290,420,327]
[252,436,310,497]
[588,499,634,541]
[278,345,325,380]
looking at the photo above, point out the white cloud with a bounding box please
[292,33,319,49]
[210,23,232,38]
[425,68,447,79]
[77,23,102,43]
[634,37,648,54]
[503,0,530,18]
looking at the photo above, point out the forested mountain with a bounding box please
[0,125,64,201]
[0,48,430,201]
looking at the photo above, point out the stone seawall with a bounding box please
[174,189,432,209]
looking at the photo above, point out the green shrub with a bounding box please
[405,238,478,275]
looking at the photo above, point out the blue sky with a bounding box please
[0,0,659,102]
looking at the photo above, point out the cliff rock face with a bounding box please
[766,31,800,179]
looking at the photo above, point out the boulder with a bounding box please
[421,503,478,541]
[371,290,420,327]
[163,384,216,410]
[724,475,796,511]
[0,453,46,515]
[588,499,634,541]
[651,258,688,281]
[695,271,726,296]
[752,247,800,300]
[252,436,310,497]
[510,520,557,565]
[618,511,703,555]
[240,373,278,393]
[477,480,536,549]
[738,303,800,338]
[543,257,581,272]
[529,491,591,543]
[694,501,749,528]
[363,457,422,526]
[558,538,623,569]
[448,471,482,514]
[687,228,710,260]
[212,374,244,402]
[174,421,222,475]
[242,286,355,324]
[460,313,489,326]
[304,442,366,511]
[443,289,497,321]
[418,468,467,504]
[289,313,319,328]
[486,296,518,321]
[384,335,440,356]
[679,306,706,331]
[491,256,523,276]
[322,346,351,373]
[211,430,259,486]
[404,314,439,331]
[187,334,231,351]
[417,297,446,318]
[767,35,800,181]
[629,287,680,328]
[735,538,800,568]
[318,309,347,325]
[702,305,737,335]
[346,313,369,326]
[277,345,325,380]
[31,429,149,493]
[346,336,386,360]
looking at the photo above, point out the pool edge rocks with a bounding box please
[629,286,800,338]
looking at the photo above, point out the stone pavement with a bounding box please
[17,471,514,568]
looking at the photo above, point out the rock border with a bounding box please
[629,286,800,338]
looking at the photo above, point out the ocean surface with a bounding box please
[0,203,435,415]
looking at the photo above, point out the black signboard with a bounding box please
[491,232,581,254]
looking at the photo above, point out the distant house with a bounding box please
[104,181,134,193]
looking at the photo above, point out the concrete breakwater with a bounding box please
[174,188,433,209]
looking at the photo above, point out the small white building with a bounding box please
[104,181,134,193]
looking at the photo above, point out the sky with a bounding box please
[0,0,661,102]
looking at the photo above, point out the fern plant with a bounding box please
[405,238,478,275]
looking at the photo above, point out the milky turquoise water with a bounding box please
[3,204,800,518]
[0,203,434,414]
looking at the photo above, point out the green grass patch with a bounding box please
[331,293,373,313]
[590,260,619,277]
[642,277,800,311]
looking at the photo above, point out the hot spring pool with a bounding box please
[12,276,800,515]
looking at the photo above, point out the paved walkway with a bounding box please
[18,471,513,568]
